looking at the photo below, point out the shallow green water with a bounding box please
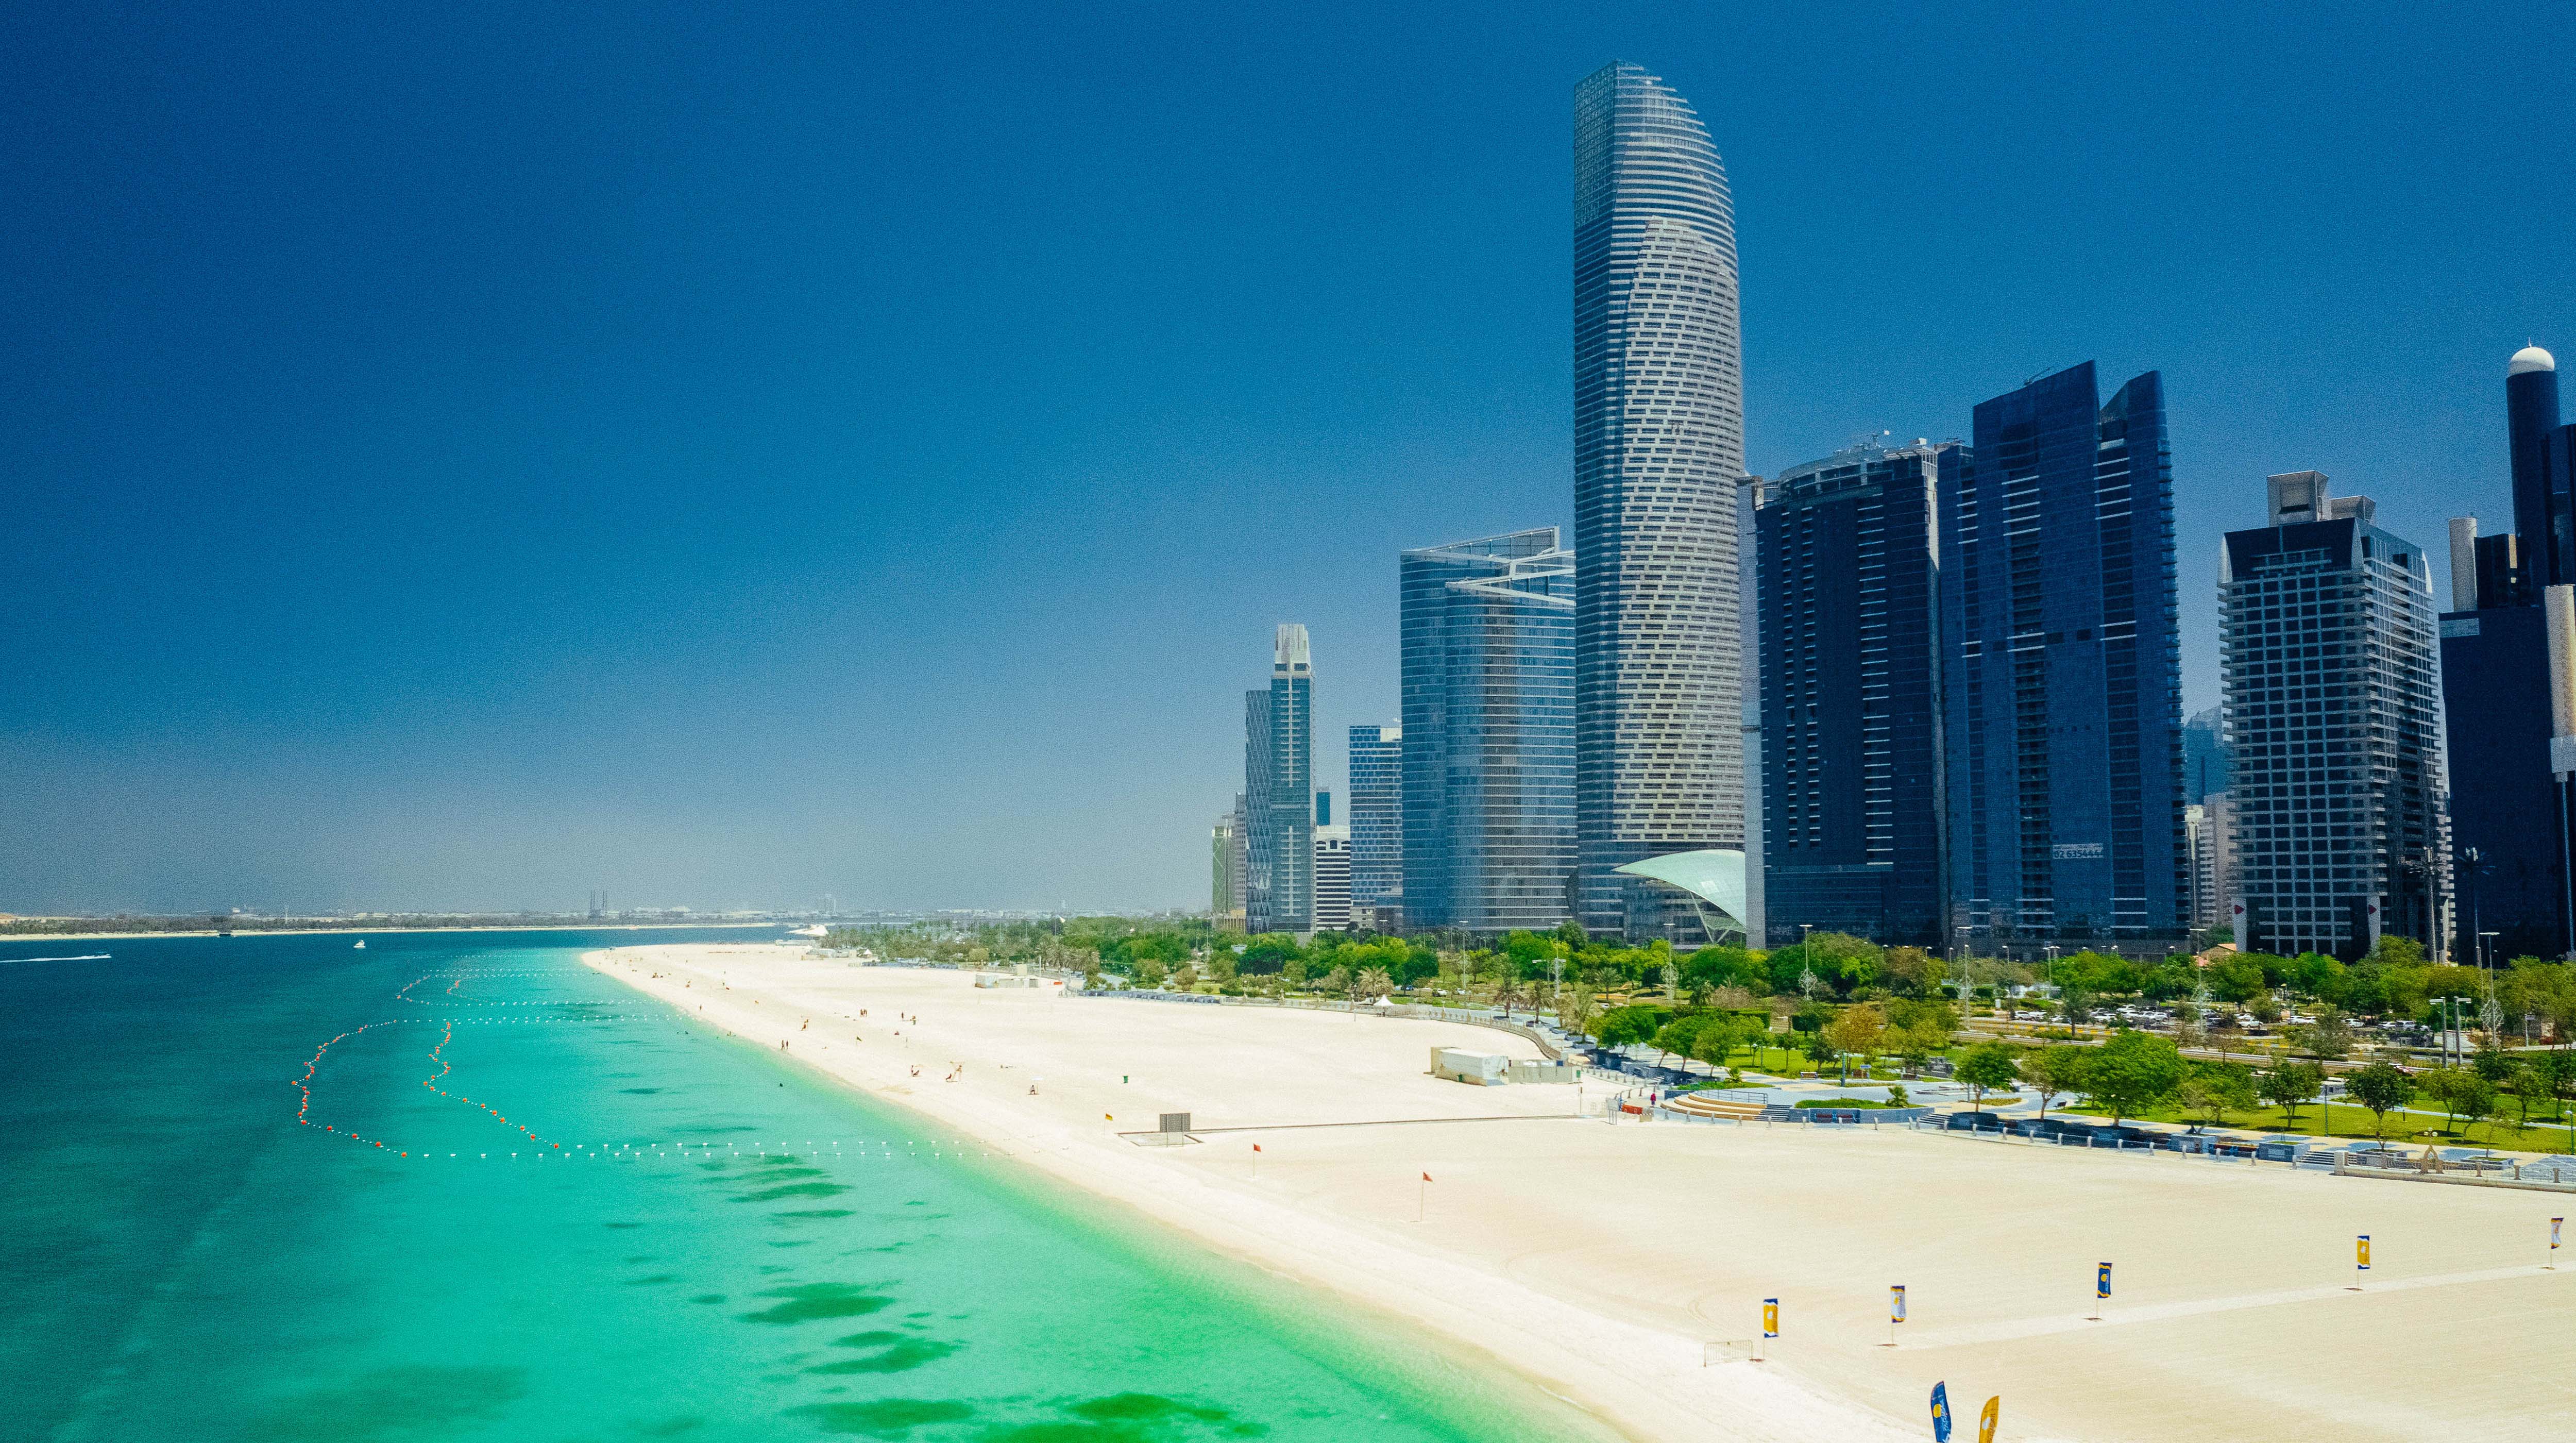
[0,930,1616,1443]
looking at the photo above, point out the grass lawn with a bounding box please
[2057,1099,2576,1155]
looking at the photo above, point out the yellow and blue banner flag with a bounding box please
[2096,1262,2111,1299]
[1762,1299,1778,1338]
[2553,1218,2562,1252]
[1929,1381,1951,1441]
[1890,1285,1906,1323]
[1978,1396,1999,1443]
[2356,1235,2370,1270]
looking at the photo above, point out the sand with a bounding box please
[587,944,2576,1443]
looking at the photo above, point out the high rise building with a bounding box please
[2441,345,2576,959]
[1210,812,1237,918]
[2221,474,2447,958]
[1228,794,1249,918]
[1312,825,1352,932]
[1571,61,1747,939]
[1943,363,2187,949]
[2182,705,2231,804]
[1401,529,1578,933]
[1756,440,1957,944]
[1243,626,1315,934]
[2199,791,2239,935]
[1348,724,1403,919]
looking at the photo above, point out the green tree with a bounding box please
[2257,1061,2324,1127]
[2416,1066,2471,1135]
[2291,1005,2356,1065]
[1595,1004,1660,1051]
[2018,1046,2092,1126]
[2460,1076,2504,1146]
[1352,966,1394,1001]
[1653,1015,1707,1068]
[2180,1063,2257,1127]
[1954,1043,2019,1112]
[2510,1060,2552,1130]
[2344,1062,2416,1139]
[1691,1018,1745,1075]
[2082,1031,2189,1128]
[1822,1004,1886,1085]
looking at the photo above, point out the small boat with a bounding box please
[353,940,367,949]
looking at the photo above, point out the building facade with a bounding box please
[1756,441,1956,944]
[1942,363,2187,951]
[1243,625,1315,934]
[1210,812,1237,918]
[1571,60,1747,938]
[1312,825,1352,932]
[1401,529,1578,933]
[1348,724,1403,921]
[2221,475,2448,959]
[2441,345,2576,959]
[2182,704,2231,803]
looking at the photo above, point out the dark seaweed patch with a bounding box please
[788,1399,974,1437]
[738,1283,893,1324]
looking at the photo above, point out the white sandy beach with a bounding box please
[587,944,2576,1443]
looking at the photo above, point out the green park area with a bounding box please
[823,918,2576,1154]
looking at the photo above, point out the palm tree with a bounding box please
[1353,966,1394,1003]
[1494,977,1523,1018]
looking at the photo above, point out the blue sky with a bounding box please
[6,4,2570,914]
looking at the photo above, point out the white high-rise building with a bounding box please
[1571,61,1745,939]
[1312,825,1352,933]
[2220,473,2448,959]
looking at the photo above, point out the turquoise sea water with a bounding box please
[0,931,1615,1443]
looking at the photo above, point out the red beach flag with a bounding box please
[1252,1144,1262,1152]
[1422,1172,1433,1182]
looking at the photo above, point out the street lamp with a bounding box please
[2436,995,2472,1069]
[2479,930,2500,974]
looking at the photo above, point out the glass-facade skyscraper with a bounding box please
[1347,724,1403,920]
[1571,60,1747,940]
[2221,474,2447,958]
[1757,441,1956,945]
[1943,363,2186,947]
[2441,345,2574,959]
[1401,529,1577,933]
[1243,625,1314,934]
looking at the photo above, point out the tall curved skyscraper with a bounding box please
[1571,61,1744,937]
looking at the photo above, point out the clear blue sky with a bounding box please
[6,4,2570,914]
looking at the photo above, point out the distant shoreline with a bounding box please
[0,921,779,943]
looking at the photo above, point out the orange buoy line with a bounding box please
[292,1019,413,1156]
[418,1017,561,1149]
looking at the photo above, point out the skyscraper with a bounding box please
[2441,345,2576,958]
[1312,825,1351,933]
[1243,625,1314,934]
[1402,529,1578,933]
[1348,724,1403,921]
[2181,705,2231,804]
[1571,60,1746,939]
[1210,812,1236,918]
[1943,363,2186,949]
[2221,474,2447,959]
[1757,441,1956,944]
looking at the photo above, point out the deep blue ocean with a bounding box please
[0,929,1612,1443]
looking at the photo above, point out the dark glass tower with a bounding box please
[1401,530,1577,933]
[2511,346,2568,589]
[1757,441,1956,944]
[2441,346,2573,959]
[1243,626,1313,934]
[1571,61,1745,939]
[1943,363,2186,948]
